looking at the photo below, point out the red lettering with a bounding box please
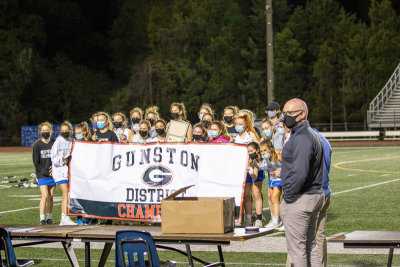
[145,205,155,219]
[156,205,161,218]
[118,204,126,218]
[126,204,135,218]
[136,205,144,219]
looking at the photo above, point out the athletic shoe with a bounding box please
[243,218,253,227]
[59,217,77,226]
[253,219,263,228]
[76,219,84,226]
[264,220,279,229]
[46,219,53,225]
[40,220,47,225]
[277,225,285,231]
[83,218,91,225]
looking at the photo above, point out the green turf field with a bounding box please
[1,147,400,266]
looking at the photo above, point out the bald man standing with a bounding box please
[280,98,324,267]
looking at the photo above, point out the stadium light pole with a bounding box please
[265,0,274,102]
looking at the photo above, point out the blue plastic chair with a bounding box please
[0,228,34,267]
[115,230,176,267]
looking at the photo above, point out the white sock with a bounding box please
[46,213,52,220]
[61,213,66,221]
[40,214,45,221]
[246,214,252,220]
[272,215,279,225]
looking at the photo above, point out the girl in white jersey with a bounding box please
[234,114,260,144]
[112,112,133,143]
[51,121,76,225]
[131,120,151,144]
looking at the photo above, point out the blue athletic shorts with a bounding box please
[56,180,68,185]
[268,179,282,188]
[38,178,56,187]
[246,170,265,183]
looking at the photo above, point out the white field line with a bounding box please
[2,179,400,214]
[0,203,61,214]
[0,170,34,175]
[332,178,400,196]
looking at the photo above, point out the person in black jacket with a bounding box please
[280,98,324,267]
[32,122,56,225]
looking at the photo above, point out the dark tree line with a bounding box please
[1,0,400,139]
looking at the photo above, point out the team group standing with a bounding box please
[32,99,332,266]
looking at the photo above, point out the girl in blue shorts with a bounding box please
[33,122,56,225]
[258,140,282,229]
[245,142,265,227]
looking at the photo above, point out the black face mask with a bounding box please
[202,121,211,128]
[131,118,140,124]
[192,134,202,141]
[283,113,300,129]
[61,132,70,139]
[113,121,122,128]
[147,118,155,126]
[139,130,148,138]
[223,116,233,124]
[41,132,50,139]
[155,128,165,136]
[249,152,258,160]
[171,112,180,120]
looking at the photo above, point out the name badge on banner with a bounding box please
[68,141,248,225]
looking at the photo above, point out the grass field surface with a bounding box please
[1,146,400,266]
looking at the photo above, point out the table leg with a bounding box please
[186,244,195,267]
[62,240,79,267]
[98,242,113,267]
[217,245,225,267]
[387,248,394,267]
[85,242,90,267]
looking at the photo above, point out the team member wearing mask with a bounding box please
[145,106,160,138]
[168,102,193,141]
[208,121,230,143]
[131,120,151,144]
[201,113,214,130]
[129,107,144,135]
[198,104,214,123]
[265,102,282,130]
[33,122,56,225]
[147,119,167,143]
[245,142,265,227]
[51,121,76,225]
[261,118,284,152]
[92,112,118,142]
[191,123,208,142]
[238,109,262,139]
[234,114,260,145]
[223,106,239,139]
[112,112,133,143]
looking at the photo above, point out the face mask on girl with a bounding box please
[113,121,122,129]
[199,114,204,121]
[97,122,106,129]
[75,134,84,140]
[41,132,50,139]
[155,128,165,136]
[223,116,233,124]
[262,153,270,160]
[249,152,258,160]
[278,128,285,135]
[208,130,219,138]
[192,134,202,141]
[264,129,272,138]
[61,132,70,139]
[139,130,148,138]
[171,112,179,120]
[131,118,140,124]
[235,125,244,133]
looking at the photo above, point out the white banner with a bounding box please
[68,141,248,223]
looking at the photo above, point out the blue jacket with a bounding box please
[312,128,332,196]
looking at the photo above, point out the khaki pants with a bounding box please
[316,195,330,267]
[281,193,324,267]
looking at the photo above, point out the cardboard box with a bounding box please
[161,185,235,234]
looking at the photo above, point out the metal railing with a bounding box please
[368,62,400,124]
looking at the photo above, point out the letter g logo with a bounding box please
[141,165,174,187]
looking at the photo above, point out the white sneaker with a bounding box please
[253,219,263,228]
[59,217,77,226]
[264,220,279,229]
[277,225,285,231]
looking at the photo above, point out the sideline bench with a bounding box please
[329,230,400,267]
[384,130,400,140]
